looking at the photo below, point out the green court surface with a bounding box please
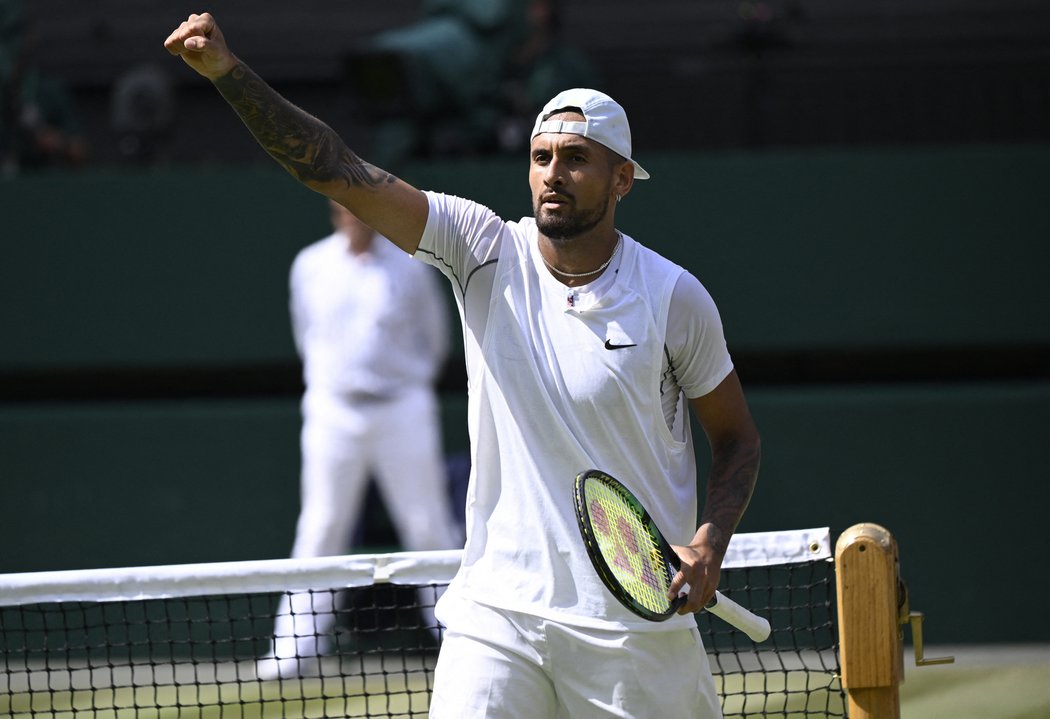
[899,645,1050,719]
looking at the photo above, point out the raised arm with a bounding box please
[163,13,429,253]
[670,370,761,614]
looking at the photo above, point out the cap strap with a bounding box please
[535,120,589,137]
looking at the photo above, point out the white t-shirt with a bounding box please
[417,191,733,632]
[290,232,448,398]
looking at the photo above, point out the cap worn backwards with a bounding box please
[531,88,650,181]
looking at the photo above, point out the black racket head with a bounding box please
[573,469,685,621]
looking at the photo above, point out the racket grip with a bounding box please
[705,591,771,642]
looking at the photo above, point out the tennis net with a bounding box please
[0,528,844,718]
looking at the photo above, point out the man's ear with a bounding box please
[614,160,635,202]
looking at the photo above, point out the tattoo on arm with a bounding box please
[213,64,396,189]
[700,437,761,554]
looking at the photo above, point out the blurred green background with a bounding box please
[1,145,1047,645]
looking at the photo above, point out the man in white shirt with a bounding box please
[167,15,761,717]
[257,201,461,680]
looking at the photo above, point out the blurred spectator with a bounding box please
[257,200,462,680]
[0,0,88,176]
[495,0,600,152]
[346,0,599,168]
[111,63,175,165]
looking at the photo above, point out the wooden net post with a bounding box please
[834,523,904,719]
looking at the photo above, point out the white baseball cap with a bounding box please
[531,88,650,180]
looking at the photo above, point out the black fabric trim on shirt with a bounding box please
[661,344,681,397]
[415,247,466,295]
[462,258,500,297]
[414,249,499,299]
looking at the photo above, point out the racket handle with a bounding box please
[705,591,771,642]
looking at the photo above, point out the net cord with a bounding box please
[0,528,830,607]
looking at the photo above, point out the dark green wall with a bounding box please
[403,144,1050,350]
[1,145,1047,643]
[3,145,1046,369]
[1,167,325,369]
[0,396,470,569]
[736,382,1050,644]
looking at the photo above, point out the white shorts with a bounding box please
[429,593,723,719]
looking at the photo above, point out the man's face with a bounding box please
[529,112,618,242]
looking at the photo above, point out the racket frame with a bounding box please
[573,468,772,642]
[573,469,685,621]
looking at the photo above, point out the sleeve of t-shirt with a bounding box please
[666,272,734,399]
[414,191,504,292]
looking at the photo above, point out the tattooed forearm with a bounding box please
[213,64,396,190]
[700,437,761,553]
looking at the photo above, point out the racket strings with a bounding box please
[586,484,674,614]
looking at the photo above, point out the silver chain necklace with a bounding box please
[541,233,622,279]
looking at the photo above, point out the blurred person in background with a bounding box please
[257,201,462,680]
[348,0,598,168]
[0,0,88,176]
[493,0,600,153]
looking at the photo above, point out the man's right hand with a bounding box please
[163,13,237,80]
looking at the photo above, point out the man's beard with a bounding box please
[534,194,611,242]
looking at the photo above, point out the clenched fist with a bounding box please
[163,13,237,80]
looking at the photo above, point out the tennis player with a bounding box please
[165,14,760,718]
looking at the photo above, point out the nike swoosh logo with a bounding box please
[604,339,637,350]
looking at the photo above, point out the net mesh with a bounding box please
[0,530,846,719]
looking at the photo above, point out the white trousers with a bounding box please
[429,593,723,719]
[269,386,461,660]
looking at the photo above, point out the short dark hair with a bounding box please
[541,105,583,122]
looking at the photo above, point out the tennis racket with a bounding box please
[573,469,771,642]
